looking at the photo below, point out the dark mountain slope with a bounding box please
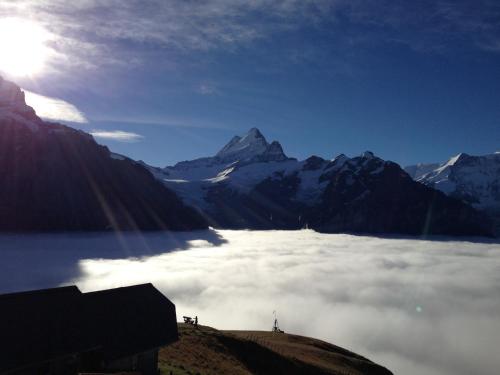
[0,77,206,231]
[310,157,490,236]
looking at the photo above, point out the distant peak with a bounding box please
[215,128,290,163]
[332,153,348,161]
[266,140,285,155]
[269,140,283,148]
[242,127,265,141]
[325,153,349,170]
[361,151,375,159]
[456,152,469,159]
[303,155,325,171]
[216,128,268,160]
[446,153,469,166]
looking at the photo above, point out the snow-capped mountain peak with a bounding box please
[443,153,469,168]
[216,127,270,161]
[214,127,291,164]
[361,151,375,159]
[152,128,292,190]
[244,127,265,140]
[144,142,491,236]
[216,135,242,156]
[405,152,500,215]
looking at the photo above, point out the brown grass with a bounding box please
[158,324,392,375]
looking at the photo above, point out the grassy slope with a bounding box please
[158,324,393,375]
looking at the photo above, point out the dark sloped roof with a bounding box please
[0,286,92,373]
[82,284,178,359]
[0,284,178,373]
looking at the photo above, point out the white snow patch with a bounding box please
[294,162,329,204]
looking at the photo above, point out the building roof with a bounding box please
[0,284,178,373]
[82,284,178,359]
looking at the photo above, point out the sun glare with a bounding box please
[0,18,51,77]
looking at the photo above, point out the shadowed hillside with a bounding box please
[159,324,392,375]
[0,76,207,232]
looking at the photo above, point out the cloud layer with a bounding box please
[24,90,87,123]
[0,230,499,375]
[73,231,500,375]
[90,129,144,142]
[1,1,499,76]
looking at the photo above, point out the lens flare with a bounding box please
[0,18,51,77]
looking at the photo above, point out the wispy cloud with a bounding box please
[1,0,323,72]
[90,130,144,142]
[91,116,231,130]
[344,0,500,53]
[24,90,87,123]
[3,0,499,77]
[196,82,220,96]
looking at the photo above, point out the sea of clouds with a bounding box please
[1,229,499,375]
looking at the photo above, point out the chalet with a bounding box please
[0,284,178,375]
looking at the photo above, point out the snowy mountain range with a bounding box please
[405,153,500,216]
[145,128,492,236]
[0,75,493,236]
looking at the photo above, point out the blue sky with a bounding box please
[1,0,500,167]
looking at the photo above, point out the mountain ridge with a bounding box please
[0,76,207,232]
[2,74,493,236]
[145,128,493,236]
[405,152,500,214]
[405,152,500,235]
[164,128,292,177]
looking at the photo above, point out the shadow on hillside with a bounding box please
[216,334,331,375]
[0,229,226,294]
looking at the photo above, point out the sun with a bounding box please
[0,18,51,77]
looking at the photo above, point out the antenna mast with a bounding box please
[272,311,284,333]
